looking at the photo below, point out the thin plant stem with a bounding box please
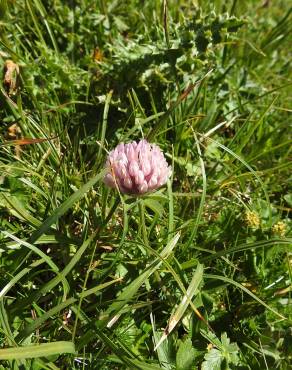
[139,199,163,286]
[138,200,149,248]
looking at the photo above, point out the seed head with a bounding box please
[272,221,286,237]
[244,210,260,229]
[104,139,171,195]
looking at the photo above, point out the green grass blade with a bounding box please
[185,132,207,250]
[0,259,44,299]
[167,166,174,242]
[31,0,59,53]
[1,194,41,227]
[204,274,286,320]
[13,234,96,310]
[28,169,106,244]
[16,278,121,341]
[203,135,272,227]
[154,263,203,350]
[147,70,213,140]
[101,232,180,327]
[97,90,113,162]
[0,341,75,360]
[2,231,59,272]
[201,238,292,262]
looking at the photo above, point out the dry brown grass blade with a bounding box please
[0,136,58,147]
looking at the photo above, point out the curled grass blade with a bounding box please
[201,238,292,262]
[1,194,41,227]
[204,274,287,320]
[201,134,272,227]
[2,234,78,252]
[13,234,96,310]
[1,231,59,272]
[0,259,44,299]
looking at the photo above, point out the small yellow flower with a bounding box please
[244,210,260,229]
[272,221,286,237]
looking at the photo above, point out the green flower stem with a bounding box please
[138,200,149,249]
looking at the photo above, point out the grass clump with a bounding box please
[0,0,291,369]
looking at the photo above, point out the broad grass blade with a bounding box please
[0,341,75,360]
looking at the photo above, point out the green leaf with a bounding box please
[144,198,164,216]
[284,193,292,207]
[221,333,240,365]
[186,162,200,177]
[176,338,197,370]
[202,348,222,370]
[201,331,240,369]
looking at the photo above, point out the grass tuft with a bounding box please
[0,0,291,368]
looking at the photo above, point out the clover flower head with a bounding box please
[104,139,171,195]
